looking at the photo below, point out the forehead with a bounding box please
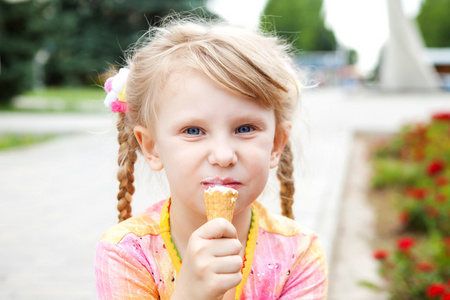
[155,69,275,121]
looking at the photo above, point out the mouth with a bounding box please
[201,176,242,190]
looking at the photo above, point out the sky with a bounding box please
[207,0,424,75]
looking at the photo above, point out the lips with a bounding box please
[201,176,242,190]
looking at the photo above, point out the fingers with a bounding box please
[172,219,243,300]
[189,218,242,257]
[209,238,242,257]
[196,218,238,239]
[210,255,243,274]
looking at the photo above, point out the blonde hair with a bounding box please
[114,16,300,222]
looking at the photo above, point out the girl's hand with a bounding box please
[171,218,243,300]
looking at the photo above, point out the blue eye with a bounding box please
[185,127,202,135]
[236,125,253,134]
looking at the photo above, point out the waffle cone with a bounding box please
[204,187,238,222]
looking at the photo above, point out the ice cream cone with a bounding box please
[204,186,238,222]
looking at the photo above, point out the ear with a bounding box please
[270,121,291,169]
[134,125,164,171]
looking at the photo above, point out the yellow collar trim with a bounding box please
[159,199,182,274]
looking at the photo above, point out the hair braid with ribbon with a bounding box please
[104,68,140,222]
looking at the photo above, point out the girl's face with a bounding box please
[135,70,289,219]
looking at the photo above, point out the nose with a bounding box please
[208,138,238,167]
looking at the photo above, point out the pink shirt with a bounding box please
[95,200,328,299]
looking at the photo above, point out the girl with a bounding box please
[95,16,328,300]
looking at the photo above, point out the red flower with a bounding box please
[404,187,427,200]
[427,160,445,176]
[397,237,415,252]
[415,123,428,134]
[425,206,440,218]
[436,176,448,186]
[432,112,450,121]
[399,211,410,224]
[416,261,435,272]
[444,237,450,247]
[442,293,450,300]
[435,194,447,204]
[373,249,389,260]
[427,283,445,297]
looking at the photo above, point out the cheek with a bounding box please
[158,137,200,167]
[251,139,275,182]
[159,145,204,187]
[252,162,271,188]
[244,145,273,186]
[254,138,276,167]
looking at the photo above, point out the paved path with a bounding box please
[0,89,448,299]
[328,137,388,300]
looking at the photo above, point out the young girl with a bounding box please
[95,16,328,300]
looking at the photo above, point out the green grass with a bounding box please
[0,133,56,151]
[23,86,104,102]
[1,86,107,113]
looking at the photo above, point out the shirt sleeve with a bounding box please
[95,241,160,300]
[279,236,328,300]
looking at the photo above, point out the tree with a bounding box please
[348,49,358,65]
[43,0,210,86]
[260,0,336,51]
[0,0,213,102]
[416,0,450,47]
[0,0,48,104]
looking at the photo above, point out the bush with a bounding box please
[0,1,48,105]
[367,112,450,299]
[42,0,211,86]
[368,234,450,299]
[371,159,423,189]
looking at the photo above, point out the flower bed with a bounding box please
[365,112,450,299]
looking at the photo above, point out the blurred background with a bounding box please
[1,0,449,104]
[1,0,449,299]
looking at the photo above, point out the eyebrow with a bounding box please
[170,114,272,130]
[232,115,272,126]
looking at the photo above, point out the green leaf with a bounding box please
[358,280,384,292]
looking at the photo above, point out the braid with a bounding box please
[277,141,295,219]
[116,112,139,222]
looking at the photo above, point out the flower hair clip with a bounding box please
[104,68,130,113]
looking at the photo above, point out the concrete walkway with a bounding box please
[0,88,448,299]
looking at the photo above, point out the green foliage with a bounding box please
[371,113,450,234]
[0,133,55,151]
[358,280,385,292]
[43,0,209,86]
[6,87,110,113]
[23,87,105,102]
[402,183,450,235]
[0,0,48,105]
[260,0,336,51]
[0,0,212,101]
[416,0,450,47]
[367,112,450,299]
[347,49,358,66]
[371,159,423,189]
[371,235,450,300]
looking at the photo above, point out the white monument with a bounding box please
[380,0,442,90]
